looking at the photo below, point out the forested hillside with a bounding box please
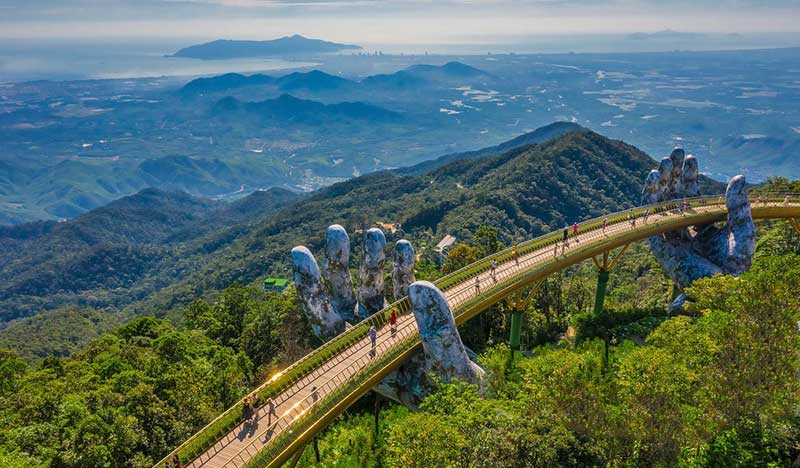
[130,129,721,318]
[1,126,676,324]
[0,187,299,321]
[0,137,796,467]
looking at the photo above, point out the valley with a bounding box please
[1,47,799,224]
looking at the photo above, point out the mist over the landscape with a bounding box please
[2,0,798,41]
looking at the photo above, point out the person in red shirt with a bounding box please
[390,309,397,336]
[572,222,579,240]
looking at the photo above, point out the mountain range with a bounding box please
[171,34,361,59]
[212,94,402,124]
[179,61,491,97]
[0,125,725,339]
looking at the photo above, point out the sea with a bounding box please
[0,39,317,82]
[1,33,799,83]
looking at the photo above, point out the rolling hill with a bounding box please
[0,126,724,334]
[212,94,402,124]
[179,61,491,98]
[128,129,705,317]
[0,187,300,321]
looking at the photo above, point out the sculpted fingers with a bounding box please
[682,155,699,198]
[409,281,484,384]
[642,169,661,205]
[392,239,416,299]
[358,228,388,316]
[723,175,755,274]
[668,148,685,198]
[656,157,674,202]
[291,246,344,339]
[323,224,357,321]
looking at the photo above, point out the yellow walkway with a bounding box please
[156,194,800,468]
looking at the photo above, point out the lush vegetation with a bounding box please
[294,254,800,468]
[0,187,298,322]
[0,286,313,467]
[0,307,122,362]
[1,130,687,348]
[1,200,797,467]
[287,183,800,467]
[0,137,796,467]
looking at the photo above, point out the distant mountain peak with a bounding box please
[406,61,489,78]
[275,69,353,91]
[180,61,489,97]
[395,121,585,175]
[171,35,361,60]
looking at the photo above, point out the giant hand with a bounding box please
[291,225,483,408]
[642,148,756,311]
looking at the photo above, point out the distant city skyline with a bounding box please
[0,0,798,42]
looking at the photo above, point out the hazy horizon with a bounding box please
[1,0,799,44]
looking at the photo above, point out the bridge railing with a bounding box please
[231,306,423,467]
[157,192,800,467]
[435,191,800,296]
[230,192,798,467]
[153,294,413,466]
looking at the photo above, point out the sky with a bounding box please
[0,0,798,44]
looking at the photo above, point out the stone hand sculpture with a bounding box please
[642,148,756,311]
[291,225,483,408]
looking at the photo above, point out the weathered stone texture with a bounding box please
[642,148,755,311]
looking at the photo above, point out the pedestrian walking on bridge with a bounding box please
[266,397,277,426]
[242,396,252,421]
[369,326,377,355]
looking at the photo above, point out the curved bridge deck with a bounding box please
[159,193,800,468]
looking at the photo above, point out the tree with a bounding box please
[685,255,800,427]
[385,413,466,468]
[473,225,502,257]
[442,244,479,274]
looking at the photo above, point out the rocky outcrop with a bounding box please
[642,148,756,311]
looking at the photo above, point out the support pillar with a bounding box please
[593,269,610,315]
[373,392,382,435]
[790,218,800,236]
[504,282,543,368]
[288,443,307,468]
[671,282,681,301]
[509,310,523,352]
[591,244,629,316]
